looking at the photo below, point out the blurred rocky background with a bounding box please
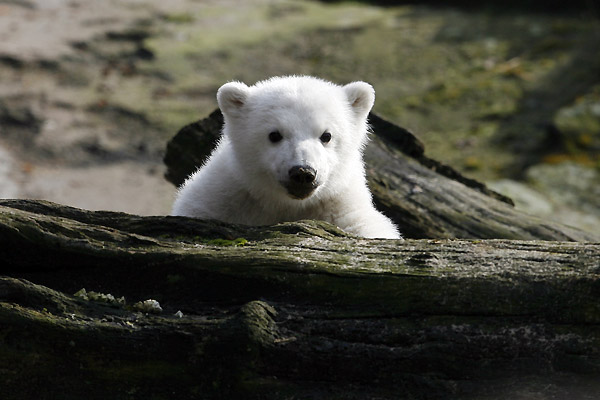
[0,0,598,234]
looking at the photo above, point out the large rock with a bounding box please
[525,162,600,234]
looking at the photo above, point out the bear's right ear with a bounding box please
[217,82,249,117]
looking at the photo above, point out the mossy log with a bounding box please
[1,199,600,399]
[164,110,598,241]
[2,110,599,399]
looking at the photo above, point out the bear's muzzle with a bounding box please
[285,165,318,199]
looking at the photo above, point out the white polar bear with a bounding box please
[171,76,401,239]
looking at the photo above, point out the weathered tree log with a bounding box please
[164,110,598,241]
[1,199,599,399]
[2,110,598,399]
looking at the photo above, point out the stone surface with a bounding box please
[487,179,553,216]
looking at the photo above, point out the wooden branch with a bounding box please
[1,200,599,399]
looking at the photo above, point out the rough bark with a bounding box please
[164,110,598,241]
[1,199,599,399]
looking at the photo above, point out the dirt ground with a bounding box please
[0,0,186,214]
[1,0,598,232]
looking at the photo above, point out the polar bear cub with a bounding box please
[171,76,400,239]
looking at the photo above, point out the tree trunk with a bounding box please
[1,199,599,399]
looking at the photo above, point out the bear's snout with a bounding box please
[285,165,318,199]
[289,165,316,184]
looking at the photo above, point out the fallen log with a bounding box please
[1,199,599,399]
[2,109,599,399]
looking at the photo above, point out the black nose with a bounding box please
[289,165,316,184]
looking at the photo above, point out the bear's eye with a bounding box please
[269,131,282,143]
[320,131,332,143]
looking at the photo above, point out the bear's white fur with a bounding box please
[171,76,400,239]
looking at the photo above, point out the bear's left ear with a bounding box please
[217,81,249,117]
[343,81,375,118]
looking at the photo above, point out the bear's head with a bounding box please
[217,76,374,204]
